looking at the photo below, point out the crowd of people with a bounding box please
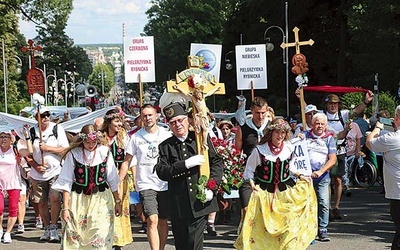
[1,87,400,250]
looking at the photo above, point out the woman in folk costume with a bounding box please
[234,118,317,250]
[100,108,132,249]
[52,124,121,250]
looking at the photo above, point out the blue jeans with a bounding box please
[313,176,331,230]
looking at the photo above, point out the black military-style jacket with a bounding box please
[155,131,223,220]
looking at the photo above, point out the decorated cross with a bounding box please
[22,39,45,95]
[167,56,225,178]
[281,27,314,129]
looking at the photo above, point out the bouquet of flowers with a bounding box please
[211,138,246,194]
[195,175,218,203]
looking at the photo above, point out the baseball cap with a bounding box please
[304,104,318,114]
[33,106,50,116]
[325,94,340,103]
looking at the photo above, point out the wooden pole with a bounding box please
[139,74,143,107]
[299,87,306,129]
[37,105,44,168]
[250,81,254,101]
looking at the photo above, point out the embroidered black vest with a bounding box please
[110,140,125,169]
[254,150,295,193]
[72,155,109,195]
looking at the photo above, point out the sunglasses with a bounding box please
[0,135,11,139]
[169,117,187,126]
[306,112,316,116]
[40,112,51,118]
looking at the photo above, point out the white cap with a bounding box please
[304,104,318,114]
[33,106,50,116]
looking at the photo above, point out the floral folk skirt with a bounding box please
[61,189,115,250]
[113,177,133,246]
[234,180,318,250]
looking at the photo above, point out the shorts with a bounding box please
[330,154,346,178]
[20,178,28,196]
[30,175,60,203]
[139,189,169,219]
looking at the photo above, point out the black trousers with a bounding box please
[390,199,400,250]
[171,215,207,250]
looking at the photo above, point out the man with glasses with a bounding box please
[25,106,69,242]
[155,102,223,250]
[121,104,171,250]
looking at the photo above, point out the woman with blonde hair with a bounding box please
[52,124,121,250]
[234,118,317,250]
[100,108,132,249]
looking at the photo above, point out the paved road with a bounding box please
[0,185,394,249]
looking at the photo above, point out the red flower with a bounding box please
[188,76,195,88]
[206,178,217,190]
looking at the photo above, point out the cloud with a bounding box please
[20,0,151,44]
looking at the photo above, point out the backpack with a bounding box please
[325,110,345,128]
[30,124,58,142]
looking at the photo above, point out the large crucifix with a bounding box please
[281,27,314,129]
[167,56,225,178]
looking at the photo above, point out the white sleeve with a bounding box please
[52,153,75,192]
[106,152,121,192]
[243,148,261,180]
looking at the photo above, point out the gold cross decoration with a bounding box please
[280,27,314,54]
[166,56,225,178]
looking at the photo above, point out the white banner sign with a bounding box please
[124,36,155,83]
[190,43,222,82]
[290,139,312,176]
[235,44,267,90]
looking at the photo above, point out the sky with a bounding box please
[19,0,152,45]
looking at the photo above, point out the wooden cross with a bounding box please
[166,56,225,178]
[281,27,314,130]
[280,27,314,54]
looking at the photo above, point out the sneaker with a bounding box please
[49,224,60,243]
[3,232,12,243]
[206,224,217,236]
[40,226,50,241]
[0,228,3,241]
[318,229,330,242]
[138,223,147,234]
[332,208,342,220]
[16,224,25,234]
[36,217,43,229]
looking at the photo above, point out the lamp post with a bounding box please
[98,66,106,96]
[224,51,235,71]
[263,2,289,117]
[2,39,23,113]
[61,81,75,107]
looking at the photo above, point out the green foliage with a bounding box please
[341,91,398,118]
[88,64,115,96]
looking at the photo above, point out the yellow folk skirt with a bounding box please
[113,177,133,246]
[62,189,115,250]
[234,180,318,250]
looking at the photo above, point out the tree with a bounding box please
[88,63,114,97]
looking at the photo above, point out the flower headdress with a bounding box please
[267,120,291,131]
[103,110,125,120]
[78,131,102,141]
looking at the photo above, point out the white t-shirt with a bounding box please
[30,123,70,181]
[368,129,400,200]
[126,126,171,192]
[0,147,22,190]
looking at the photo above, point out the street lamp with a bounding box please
[61,81,75,107]
[224,51,235,71]
[264,23,289,118]
[98,66,106,96]
[2,39,23,113]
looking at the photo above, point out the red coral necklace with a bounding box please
[268,141,283,156]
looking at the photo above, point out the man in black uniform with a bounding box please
[155,102,223,250]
